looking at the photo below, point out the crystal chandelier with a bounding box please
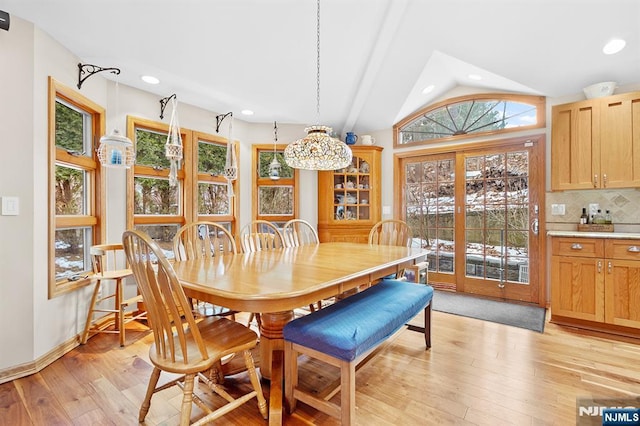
[284,0,352,170]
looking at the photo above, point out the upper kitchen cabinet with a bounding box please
[551,91,640,191]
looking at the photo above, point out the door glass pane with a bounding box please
[55,227,91,280]
[464,151,530,285]
[134,177,179,215]
[437,228,454,273]
[405,158,455,275]
[198,182,229,215]
[55,165,86,215]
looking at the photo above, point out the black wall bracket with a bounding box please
[159,94,177,120]
[215,112,233,133]
[77,63,121,89]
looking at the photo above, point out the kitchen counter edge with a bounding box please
[547,231,640,239]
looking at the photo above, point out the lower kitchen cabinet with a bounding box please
[550,236,640,336]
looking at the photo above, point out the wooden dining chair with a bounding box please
[173,221,238,318]
[80,243,146,347]
[122,229,267,425]
[368,219,413,247]
[368,219,414,280]
[238,220,285,253]
[282,218,319,247]
[239,220,285,327]
[283,219,323,311]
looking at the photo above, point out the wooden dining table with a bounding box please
[172,241,427,425]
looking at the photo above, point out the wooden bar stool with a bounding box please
[80,243,145,346]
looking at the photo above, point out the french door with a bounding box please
[401,136,544,303]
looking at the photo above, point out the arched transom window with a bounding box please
[394,94,545,147]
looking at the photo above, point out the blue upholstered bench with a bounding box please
[283,279,433,425]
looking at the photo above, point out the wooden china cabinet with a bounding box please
[317,145,383,242]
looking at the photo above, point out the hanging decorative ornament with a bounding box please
[269,121,281,180]
[164,97,183,187]
[223,113,238,197]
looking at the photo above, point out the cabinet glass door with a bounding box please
[333,155,371,222]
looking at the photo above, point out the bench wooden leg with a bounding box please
[425,303,432,348]
[340,359,356,425]
[284,341,297,414]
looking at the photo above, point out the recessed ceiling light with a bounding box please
[603,38,626,55]
[422,84,435,94]
[141,75,160,85]
[468,74,482,81]
[241,109,254,116]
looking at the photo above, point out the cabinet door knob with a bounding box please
[594,174,598,187]
[628,246,640,253]
[603,174,608,187]
[571,243,583,250]
[598,260,602,273]
[608,261,613,273]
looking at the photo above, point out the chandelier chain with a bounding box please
[316,0,321,124]
[273,121,278,152]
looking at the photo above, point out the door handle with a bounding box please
[531,218,539,235]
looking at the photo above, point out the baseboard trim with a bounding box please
[0,335,80,385]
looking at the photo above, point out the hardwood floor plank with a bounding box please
[12,373,71,425]
[38,356,99,421]
[0,383,31,426]
[2,311,640,424]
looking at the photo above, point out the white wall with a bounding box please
[0,15,35,372]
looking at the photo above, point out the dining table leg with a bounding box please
[259,310,295,425]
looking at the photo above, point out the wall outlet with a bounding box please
[588,203,600,218]
[551,204,566,215]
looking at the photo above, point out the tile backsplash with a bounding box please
[546,188,640,232]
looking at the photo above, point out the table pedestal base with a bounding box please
[259,310,294,425]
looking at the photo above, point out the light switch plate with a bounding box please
[1,196,19,215]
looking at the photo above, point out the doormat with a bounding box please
[409,290,546,333]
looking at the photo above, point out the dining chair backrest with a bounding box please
[239,220,285,253]
[90,243,129,276]
[123,229,208,364]
[173,221,237,261]
[282,219,319,247]
[368,219,413,247]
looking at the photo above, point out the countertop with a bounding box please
[547,230,640,239]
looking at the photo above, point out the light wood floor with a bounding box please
[2,311,640,425]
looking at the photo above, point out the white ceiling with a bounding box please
[3,0,640,134]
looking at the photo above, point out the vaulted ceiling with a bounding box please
[4,0,639,135]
